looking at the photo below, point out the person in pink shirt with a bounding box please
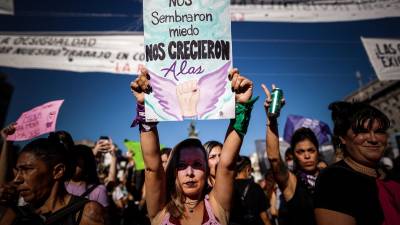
[65,144,109,208]
[130,67,257,225]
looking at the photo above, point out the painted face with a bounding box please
[207,146,222,178]
[161,153,169,170]
[177,147,207,199]
[341,119,388,167]
[294,139,318,173]
[13,152,54,205]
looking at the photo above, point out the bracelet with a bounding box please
[231,96,259,136]
[131,103,158,132]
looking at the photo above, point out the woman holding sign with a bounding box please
[130,67,256,225]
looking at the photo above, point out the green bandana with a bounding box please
[231,96,259,136]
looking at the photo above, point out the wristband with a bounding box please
[231,96,259,136]
[131,103,158,132]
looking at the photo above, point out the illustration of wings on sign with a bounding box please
[146,61,232,121]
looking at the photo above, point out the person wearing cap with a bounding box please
[230,155,272,225]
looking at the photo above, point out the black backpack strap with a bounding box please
[74,208,85,225]
[45,196,89,225]
[12,205,45,225]
[80,184,98,198]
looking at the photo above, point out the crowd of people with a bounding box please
[0,68,399,225]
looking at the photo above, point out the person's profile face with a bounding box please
[207,146,222,177]
[294,139,318,173]
[161,153,169,170]
[341,119,388,167]
[13,152,53,204]
[176,147,207,199]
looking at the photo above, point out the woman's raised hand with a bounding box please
[229,68,253,104]
[130,67,151,105]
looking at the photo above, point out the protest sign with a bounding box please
[0,34,144,74]
[143,0,234,122]
[361,37,400,81]
[283,114,332,145]
[230,0,400,22]
[124,140,165,171]
[0,0,13,15]
[7,100,64,141]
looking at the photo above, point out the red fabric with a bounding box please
[376,179,400,225]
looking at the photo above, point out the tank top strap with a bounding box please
[204,195,221,225]
[158,196,221,225]
[158,208,173,225]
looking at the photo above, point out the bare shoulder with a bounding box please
[315,208,356,225]
[80,201,105,225]
[208,192,229,225]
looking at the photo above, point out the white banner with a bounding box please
[230,0,400,22]
[361,37,400,81]
[0,33,145,75]
[0,0,13,15]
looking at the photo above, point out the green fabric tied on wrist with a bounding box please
[232,96,259,136]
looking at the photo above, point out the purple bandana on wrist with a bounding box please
[131,103,146,128]
[131,103,158,132]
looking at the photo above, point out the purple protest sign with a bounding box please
[283,114,332,145]
[7,100,64,141]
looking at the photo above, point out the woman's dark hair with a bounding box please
[328,101,390,150]
[165,138,209,219]
[290,127,319,152]
[160,147,172,157]
[72,144,100,185]
[236,155,251,173]
[20,133,74,182]
[203,140,223,158]
[52,130,75,151]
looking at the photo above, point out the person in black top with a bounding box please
[314,101,390,225]
[230,156,271,225]
[0,133,105,225]
[262,84,320,225]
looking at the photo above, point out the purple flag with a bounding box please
[283,114,332,145]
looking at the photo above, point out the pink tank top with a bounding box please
[160,195,221,225]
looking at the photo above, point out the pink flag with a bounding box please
[7,100,64,141]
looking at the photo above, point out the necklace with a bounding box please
[344,157,378,178]
[184,200,199,213]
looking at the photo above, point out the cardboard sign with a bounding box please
[124,140,165,171]
[7,100,64,141]
[143,0,234,121]
[361,37,400,81]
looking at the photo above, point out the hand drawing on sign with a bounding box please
[148,61,230,120]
